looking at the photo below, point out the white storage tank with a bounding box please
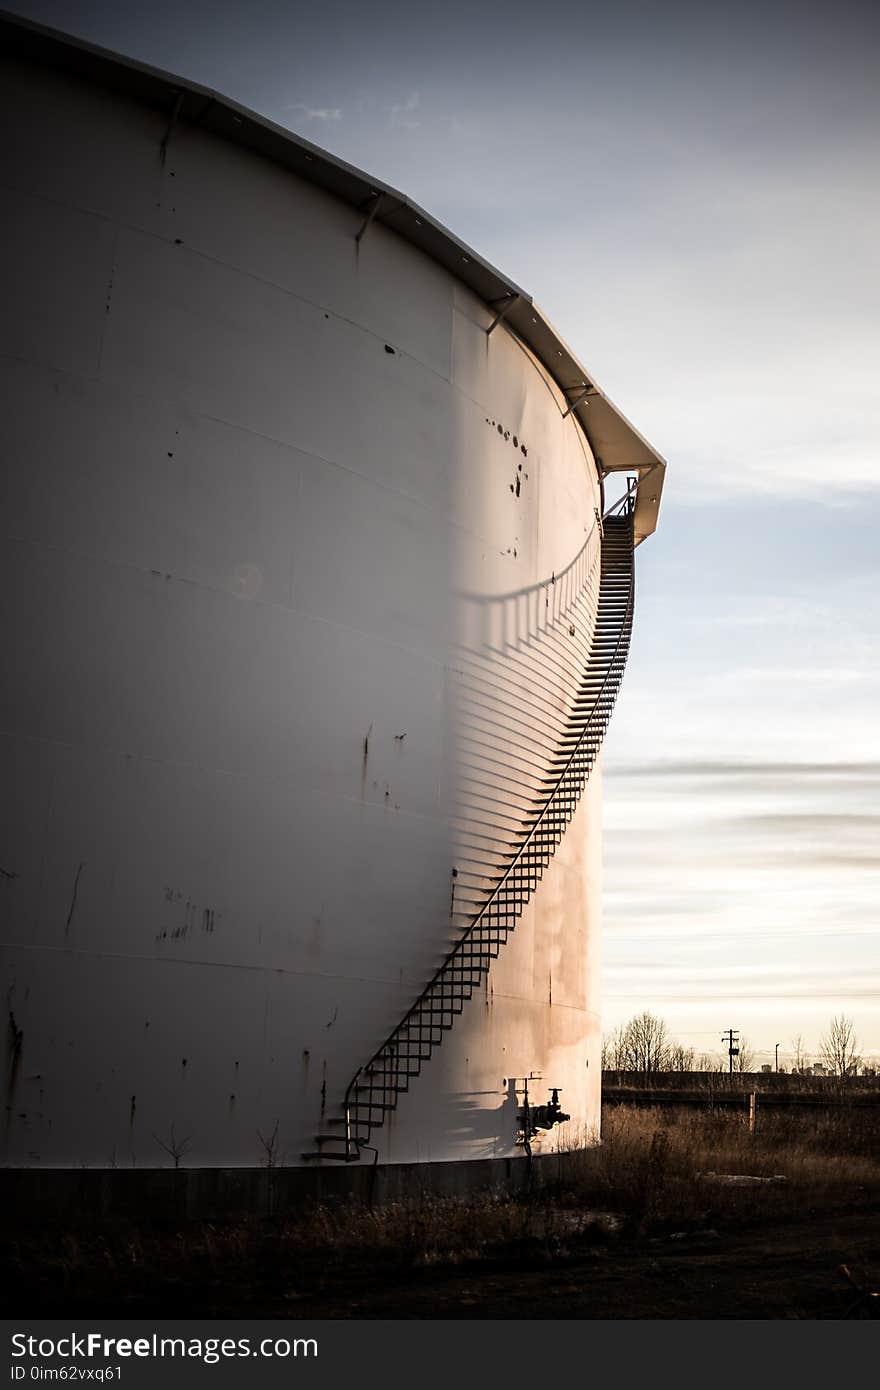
[0,12,664,1175]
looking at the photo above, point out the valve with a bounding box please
[515,1084,570,1144]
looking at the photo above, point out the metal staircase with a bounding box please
[304,501,635,1162]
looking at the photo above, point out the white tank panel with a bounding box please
[1,47,611,1170]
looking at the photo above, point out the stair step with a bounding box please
[301,1150,360,1163]
[323,517,634,1155]
[363,1063,420,1077]
[311,1129,381,1144]
[344,1100,400,1112]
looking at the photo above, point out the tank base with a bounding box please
[2,1152,578,1225]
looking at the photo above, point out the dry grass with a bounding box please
[5,1192,595,1305]
[556,1104,880,1229]
[4,1103,879,1312]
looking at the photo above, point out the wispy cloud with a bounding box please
[608,761,880,779]
[602,758,880,1051]
[389,91,420,129]
[285,101,343,122]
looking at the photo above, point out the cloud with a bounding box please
[600,754,880,1043]
[285,101,342,122]
[389,91,420,129]
[673,438,880,502]
[605,760,880,779]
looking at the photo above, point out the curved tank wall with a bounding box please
[0,48,606,1168]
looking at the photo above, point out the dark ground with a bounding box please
[5,1102,879,1319]
[293,1206,880,1319]
[5,1200,878,1320]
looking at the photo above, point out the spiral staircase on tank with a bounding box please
[303,494,636,1162]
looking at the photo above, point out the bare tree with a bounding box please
[819,1015,861,1084]
[624,1011,670,1076]
[256,1119,281,1168]
[602,1024,629,1072]
[153,1123,191,1169]
[734,1036,755,1073]
[791,1033,808,1075]
[667,1042,696,1073]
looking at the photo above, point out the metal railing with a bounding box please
[310,499,636,1161]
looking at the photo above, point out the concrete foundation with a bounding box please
[1,1152,575,1224]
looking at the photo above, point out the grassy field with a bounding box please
[5,1104,879,1318]
[559,1102,879,1227]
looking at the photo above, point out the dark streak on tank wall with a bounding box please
[64,863,84,937]
[6,1011,24,1110]
[361,722,373,796]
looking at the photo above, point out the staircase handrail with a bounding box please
[343,498,635,1154]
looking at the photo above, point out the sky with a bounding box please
[8,0,879,1063]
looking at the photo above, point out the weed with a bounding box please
[5,1103,878,1312]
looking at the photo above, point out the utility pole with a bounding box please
[722,1028,740,1075]
[775,1042,780,1073]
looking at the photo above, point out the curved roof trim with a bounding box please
[0,7,665,543]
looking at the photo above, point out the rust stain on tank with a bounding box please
[361,722,373,795]
[7,1010,24,1106]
